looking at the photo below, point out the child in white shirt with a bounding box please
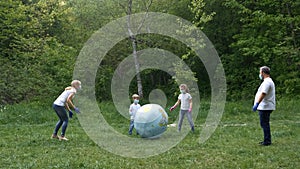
[128,94,141,135]
[170,84,194,132]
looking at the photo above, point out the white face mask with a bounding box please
[78,85,82,90]
[134,99,139,104]
[180,89,186,94]
[259,74,263,80]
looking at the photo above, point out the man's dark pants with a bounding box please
[259,110,272,144]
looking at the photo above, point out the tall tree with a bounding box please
[126,0,152,98]
[114,0,153,98]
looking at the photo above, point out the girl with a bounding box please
[170,84,194,132]
[51,80,81,141]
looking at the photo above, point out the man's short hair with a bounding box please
[260,66,270,75]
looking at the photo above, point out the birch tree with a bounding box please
[125,0,153,98]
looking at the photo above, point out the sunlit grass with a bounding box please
[0,99,299,168]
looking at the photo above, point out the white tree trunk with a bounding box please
[126,0,148,98]
[131,39,143,98]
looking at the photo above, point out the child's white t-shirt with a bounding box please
[54,87,77,106]
[129,103,141,120]
[178,93,192,110]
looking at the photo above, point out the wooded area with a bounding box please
[1,0,299,104]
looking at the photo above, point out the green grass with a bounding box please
[0,99,299,169]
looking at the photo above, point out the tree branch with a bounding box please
[137,0,153,33]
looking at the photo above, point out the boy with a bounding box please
[128,94,141,135]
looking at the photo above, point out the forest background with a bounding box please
[1,0,299,104]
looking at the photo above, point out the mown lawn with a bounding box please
[0,99,299,169]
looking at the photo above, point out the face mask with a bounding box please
[259,74,263,80]
[78,85,82,90]
[134,99,139,104]
[180,89,186,94]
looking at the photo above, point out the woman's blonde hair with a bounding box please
[71,80,81,87]
[65,80,81,90]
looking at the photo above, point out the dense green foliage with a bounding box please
[0,100,299,168]
[194,0,300,99]
[1,0,299,104]
[0,0,77,103]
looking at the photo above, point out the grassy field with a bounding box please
[0,99,299,169]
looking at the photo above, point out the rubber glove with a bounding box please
[74,107,80,113]
[252,103,259,112]
[69,110,73,118]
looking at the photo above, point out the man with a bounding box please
[253,66,276,146]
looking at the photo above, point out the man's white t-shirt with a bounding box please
[254,77,276,110]
[178,93,192,110]
[129,103,141,120]
[54,87,77,106]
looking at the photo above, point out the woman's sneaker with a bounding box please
[51,134,59,139]
[59,136,69,141]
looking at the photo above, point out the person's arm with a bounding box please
[188,99,193,112]
[129,105,133,116]
[256,93,266,104]
[253,92,266,111]
[174,100,181,107]
[170,100,180,111]
[65,102,71,111]
[66,92,76,110]
[66,92,81,114]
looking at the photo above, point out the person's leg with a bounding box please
[54,120,63,135]
[264,110,272,144]
[178,109,186,131]
[259,110,272,145]
[128,120,134,135]
[186,112,195,131]
[53,104,63,136]
[53,104,69,137]
[60,110,69,137]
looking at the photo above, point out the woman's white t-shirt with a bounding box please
[54,87,77,106]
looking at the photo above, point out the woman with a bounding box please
[51,80,81,141]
